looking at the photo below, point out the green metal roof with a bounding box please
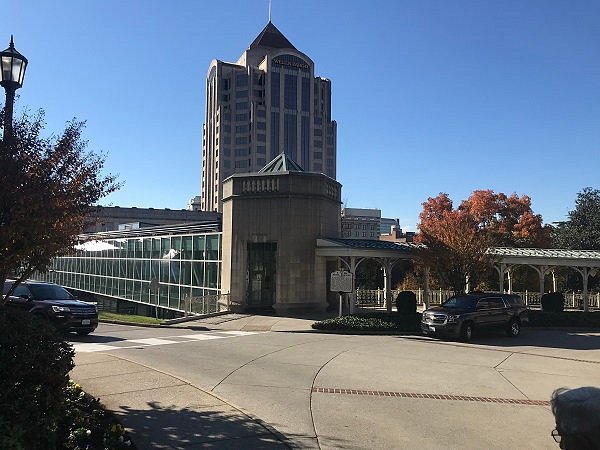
[319,238,423,252]
[488,247,600,259]
[259,153,304,173]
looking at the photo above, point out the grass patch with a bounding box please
[312,312,422,332]
[528,310,600,328]
[99,311,162,325]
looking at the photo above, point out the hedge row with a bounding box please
[312,311,600,332]
[312,312,421,332]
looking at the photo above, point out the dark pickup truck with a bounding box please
[421,293,529,341]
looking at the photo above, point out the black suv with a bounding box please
[3,280,98,335]
[421,293,528,341]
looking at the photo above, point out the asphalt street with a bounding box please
[69,319,600,449]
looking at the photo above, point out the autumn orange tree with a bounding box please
[417,190,551,294]
[0,109,119,304]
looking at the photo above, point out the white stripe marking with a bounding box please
[175,334,227,341]
[127,338,179,346]
[72,343,117,353]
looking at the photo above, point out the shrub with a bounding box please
[0,308,75,448]
[395,291,417,315]
[528,310,600,328]
[312,312,422,332]
[541,292,565,312]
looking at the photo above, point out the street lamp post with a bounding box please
[0,36,28,144]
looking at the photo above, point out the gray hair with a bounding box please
[551,386,600,446]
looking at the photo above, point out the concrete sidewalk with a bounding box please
[72,351,293,449]
[164,312,331,332]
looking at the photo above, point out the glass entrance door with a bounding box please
[247,242,277,309]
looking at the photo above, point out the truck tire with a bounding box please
[506,319,521,337]
[460,322,473,342]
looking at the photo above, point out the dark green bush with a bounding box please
[0,308,74,449]
[528,310,600,328]
[541,292,565,312]
[395,291,417,315]
[312,312,422,332]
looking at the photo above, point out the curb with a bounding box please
[99,319,210,331]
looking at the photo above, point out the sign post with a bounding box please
[330,270,353,317]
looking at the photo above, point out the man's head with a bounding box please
[551,386,600,449]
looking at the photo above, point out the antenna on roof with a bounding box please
[269,0,272,22]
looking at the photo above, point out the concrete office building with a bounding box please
[341,208,381,240]
[201,21,337,212]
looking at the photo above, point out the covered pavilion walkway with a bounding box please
[317,240,600,312]
[488,248,600,312]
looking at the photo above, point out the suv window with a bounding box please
[504,295,524,306]
[442,296,477,308]
[12,285,32,298]
[487,297,506,309]
[476,299,490,310]
[27,284,74,301]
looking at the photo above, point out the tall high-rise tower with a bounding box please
[201,22,337,212]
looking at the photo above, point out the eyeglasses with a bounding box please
[551,428,562,444]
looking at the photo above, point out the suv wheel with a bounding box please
[460,322,473,342]
[506,319,521,337]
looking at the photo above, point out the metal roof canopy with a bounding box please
[316,238,424,313]
[488,247,600,312]
[488,247,600,267]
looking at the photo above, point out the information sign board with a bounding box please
[330,270,353,293]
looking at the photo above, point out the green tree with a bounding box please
[553,187,600,250]
[0,109,119,304]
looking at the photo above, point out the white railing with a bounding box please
[355,289,600,310]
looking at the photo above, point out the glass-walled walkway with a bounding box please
[36,224,222,313]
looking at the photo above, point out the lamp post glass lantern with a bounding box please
[1,36,28,143]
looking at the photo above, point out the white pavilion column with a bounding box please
[423,267,431,309]
[349,256,357,314]
[384,258,393,313]
[507,269,513,294]
[498,264,505,293]
[538,265,548,296]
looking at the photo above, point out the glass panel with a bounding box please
[169,284,179,309]
[142,238,151,259]
[170,260,180,284]
[160,261,169,283]
[134,239,143,258]
[126,280,134,299]
[192,262,204,287]
[206,262,218,289]
[181,236,193,260]
[180,261,191,286]
[159,287,168,307]
[206,235,220,260]
[191,288,205,299]
[161,238,171,259]
[12,60,24,84]
[171,237,182,258]
[193,236,205,260]
[126,258,133,279]
[126,239,135,258]
[133,260,142,280]
[151,238,161,259]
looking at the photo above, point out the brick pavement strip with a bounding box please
[312,387,550,406]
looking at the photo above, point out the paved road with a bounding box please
[70,322,600,449]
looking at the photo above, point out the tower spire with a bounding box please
[268,0,272,22]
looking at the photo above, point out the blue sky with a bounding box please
[3,1,599,231]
